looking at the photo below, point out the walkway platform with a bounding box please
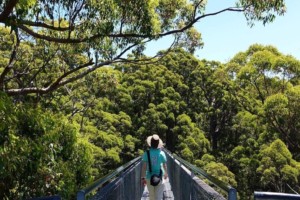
[77,149,235,200]
[141,178,174,200]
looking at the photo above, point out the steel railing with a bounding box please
[77,156,141,200]
[77,148,237,200]
[164,148,237,200]
[254,191,300,199]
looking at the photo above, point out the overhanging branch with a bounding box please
[160,7,245,37]
[0,0,18,22]
[5,41,142,96]
[19,19,73,31]
[16,7,245,44]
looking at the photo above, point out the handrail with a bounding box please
[254,191,300,199]
[163,148,237,200]
[77,156,141,200]
[29,196,61,200]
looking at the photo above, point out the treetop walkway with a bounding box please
[77,148,235,200]
[31,149,300,200]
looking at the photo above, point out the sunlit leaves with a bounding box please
[1,42,299,199]
[16,0,37,15]
[0,100,94,199]
[224,44,300,197]
[204,162,237,187]
[257,139,300,192]
[177,27,203,53]
[174,114,210,160]
[263,86,300,150]
[239,0,286,26]
[264,93,289,117]
[273,55,300,85]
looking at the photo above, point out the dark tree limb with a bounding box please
[16,7,245,44]
[5,41,142,95]
[0,0,18,22]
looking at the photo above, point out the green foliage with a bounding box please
[0,0,287,96]
[0,14,293,200]
[228,143,260,198]
[263,86,300,154]
[0,97,94,199]
[0,43,299,199]
[238,0,286,26]
[0,92,15,144]
[225,44,300,198]
[204,162,237,187]
[174,114,210,161]
[257,139,300,192]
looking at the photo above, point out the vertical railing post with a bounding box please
[228,187,237,200]
[120,170,125,200]
[77,190,85,200]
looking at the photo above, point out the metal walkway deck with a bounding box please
[141,178,174,200]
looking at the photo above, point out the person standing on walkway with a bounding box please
[141,134,168,200]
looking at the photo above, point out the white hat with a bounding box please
[146,134,163,148]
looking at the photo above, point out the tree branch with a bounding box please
[192,0,205,20]
[5,41,142,95]
[0,0,18,22]
[28,50,59,84]
[18,19,73,31]
[48,60,94,91]
[70,1,85,26]
[3,5,246,95]
[119,36,178,65]
[160,7,246,37]
[16,7,245,43]
[17,23,149,43]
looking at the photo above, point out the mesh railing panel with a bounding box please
[165,151,226,200]
[90,161,143,200]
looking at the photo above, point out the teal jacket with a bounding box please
[142,148,167,179]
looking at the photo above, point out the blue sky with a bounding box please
[145,0,300,63]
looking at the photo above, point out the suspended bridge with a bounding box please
[30,149,300,200]
[76,149,235,200]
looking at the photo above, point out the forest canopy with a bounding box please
[1,1,299,200]
[1,44,300,199]
[0,0,286,95]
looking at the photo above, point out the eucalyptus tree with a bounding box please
[225,45,300,197]
[228,131,261,199]
[42,67,138,167]
[173,114,210,161]
[228,44,300,152]
[198,154,237,189]
[263,86,300,157]
[191,60,238,152]
[0,0,287,96]
[257,139,300,193]
[228,44,299,112]
[117,61,187,150]
[0,94,95,199]
[159,49,238,151]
